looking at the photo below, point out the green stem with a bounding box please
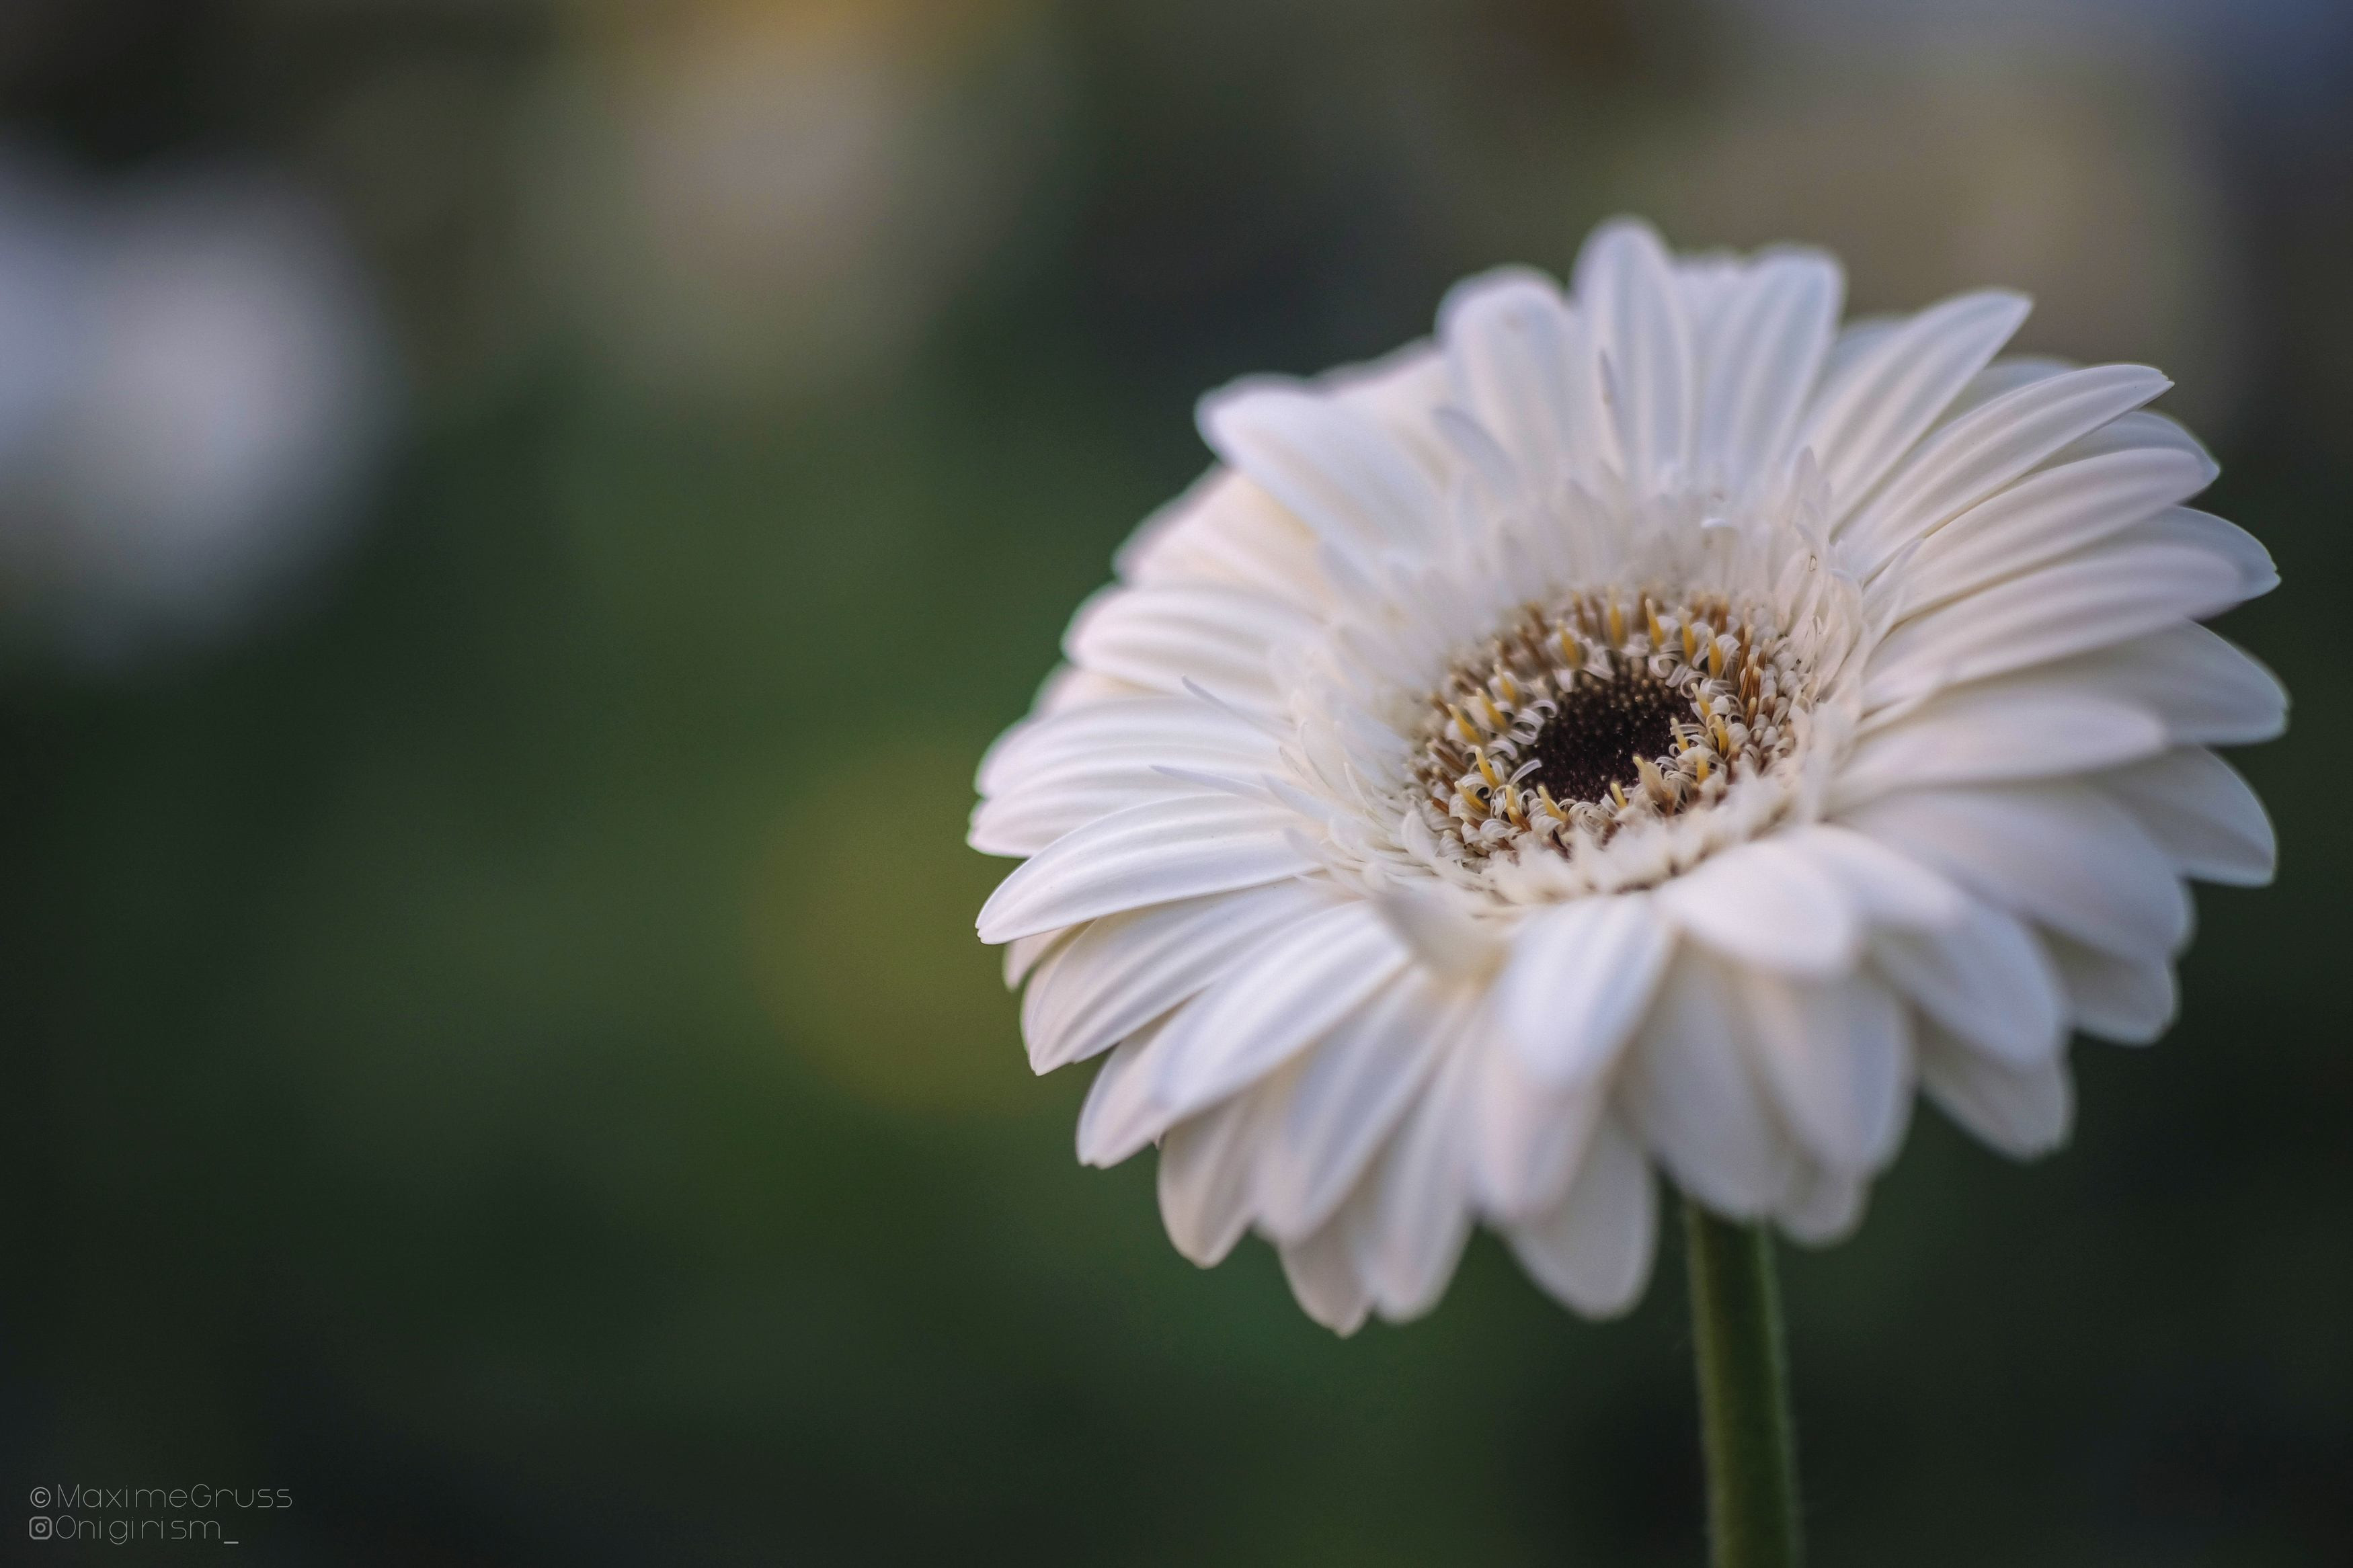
[1683,1198,1804,1568]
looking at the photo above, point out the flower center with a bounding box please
[1520,663,1688,807]
[1412,589,1804,861]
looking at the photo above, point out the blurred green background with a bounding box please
[0,1,2347,1563]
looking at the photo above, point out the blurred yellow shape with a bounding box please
[747,737,1033,1116]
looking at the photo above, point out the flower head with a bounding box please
[973,219,2282,1333]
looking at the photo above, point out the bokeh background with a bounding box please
[1,1,2348,1563]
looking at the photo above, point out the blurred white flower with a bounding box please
[0,153,395,663]
[520,0,1058,400]
[974,219,2282,1333]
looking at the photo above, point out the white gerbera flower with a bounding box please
[972,218,2282,1335]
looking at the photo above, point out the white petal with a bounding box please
[1254,971,1464,1242]
[1839,784,2191,964]
[1348,1037,1480,1321]
[1003,928,1068,989]
[1864,543,2245,711]
[1029,662,1152,721]
[1113,466,1326,610]
[1833,680,2167,809]
[1471,1048,1604,1221]
[1326,341,1456,475]
[1657,837,1860,977]
[1157,1071,1287,1266]
[2031,624,2286,747]
[973,697,1283,857]
[1938,355,2075,421]
[1691,249,1842,499]
[1064,583,1308,713]
[1776,823,1968,930]
[1868,900,2066,1068]
[972,774,1201,860]
[2047,933,2177,1044]
[1497,894,1674,1087]
[1740,968,1912,1173]
[1895,445,2217,620]
[2042,406,2213,470]
[2122,507,2279,599]
[1843,364,2172,573]
[1919,1023,2073,1158]
[1572,218,1694,489]
[1776,1163,1868,1245]
[1372,884,1506,979]
[976,794,1317,944]
[1798,290,2031,524]
[1021,879,1341,1073]
[978,695,1279,801]
[1675,253,1744,338]
[1506,1114,1659,1317]
[2102,747,2276,886]
[1144,901,1410,1120]
[1279,1218,1371,1335]
[1197,378,1443,559]
[1075,1022,1170,1167]
[1814,316,1898,387]
[1619,946,1798,1218]
[1437,267,1581,491]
